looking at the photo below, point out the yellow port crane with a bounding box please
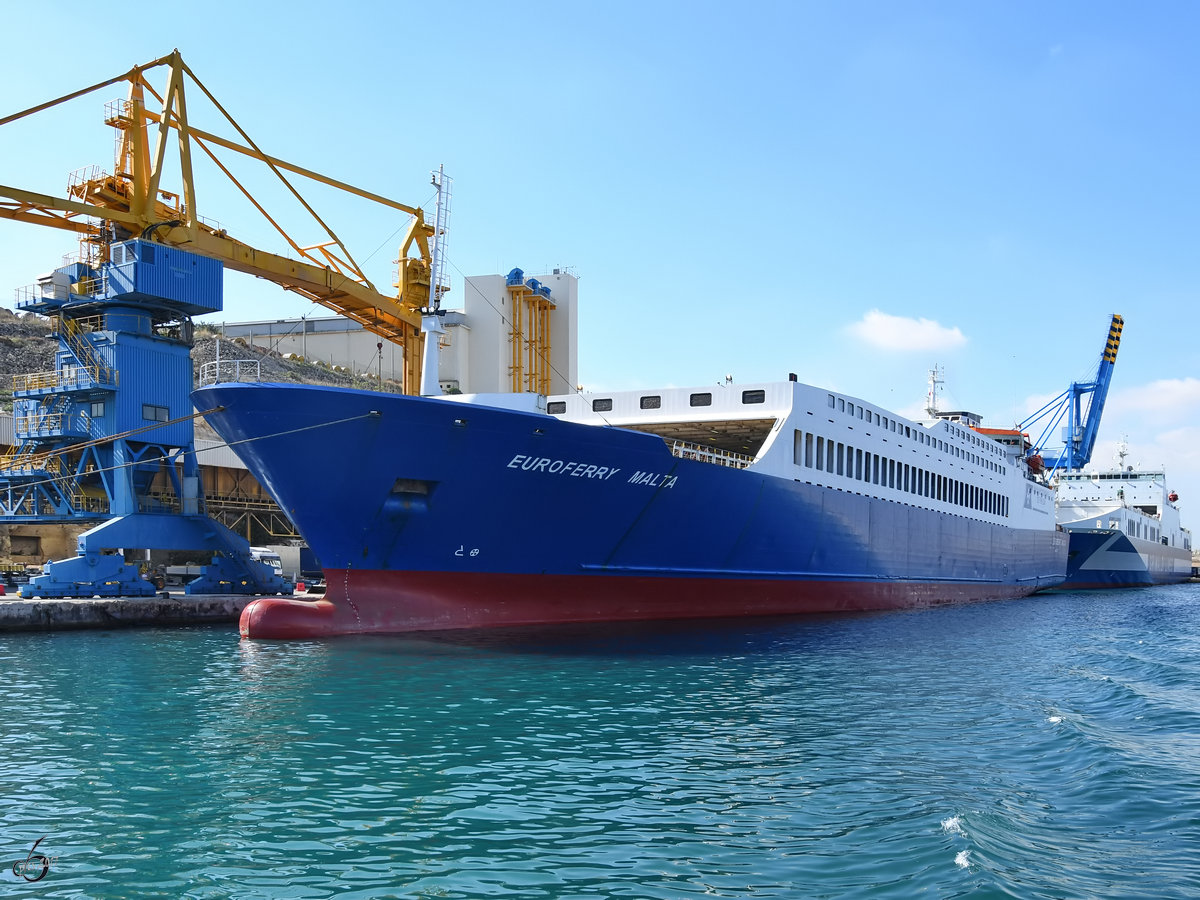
[0,49,438,394]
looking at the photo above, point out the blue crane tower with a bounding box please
[1020,313,1124,477]
[0,238,291,598]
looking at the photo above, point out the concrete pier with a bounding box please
[0,592,257,632]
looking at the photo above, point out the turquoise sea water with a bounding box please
[2,585,1199,899]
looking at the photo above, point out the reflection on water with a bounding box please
[1,585,1198,898]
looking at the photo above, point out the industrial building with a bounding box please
[213,268,579,396]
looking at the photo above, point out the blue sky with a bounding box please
[2,1,1199,515]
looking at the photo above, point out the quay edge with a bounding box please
[0,593,260,632]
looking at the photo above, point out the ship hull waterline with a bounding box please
[241,571,1061,639]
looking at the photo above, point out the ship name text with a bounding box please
[506,455,678,488]
[628,471,678,489]
[507,454,622,480]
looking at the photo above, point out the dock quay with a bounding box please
[0,591,267,632]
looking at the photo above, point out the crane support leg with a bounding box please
[20,514,292,598]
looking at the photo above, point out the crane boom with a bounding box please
[0,50,436,393]
[1020,313,1124,476]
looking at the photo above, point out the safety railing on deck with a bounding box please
[668,439,754,469]
[11,363,119,393]
[0,451,64,477]
[199,359,262,386]
[14,410,92,439]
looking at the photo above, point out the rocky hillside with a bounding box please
[0,308,54,384]
[0,308,397,414]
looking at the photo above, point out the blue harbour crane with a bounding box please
[1019,314,1124,478]
[0,240,292,598]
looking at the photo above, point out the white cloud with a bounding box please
[846,310,967,352]
[1106,377,1200,422]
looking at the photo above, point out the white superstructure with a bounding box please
[549,378,1057,532]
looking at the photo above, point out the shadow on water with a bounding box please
[341,607,903,660]
[243,582,1200,670]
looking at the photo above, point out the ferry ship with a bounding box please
[194,376,1069,638]
[1053,445,1192,588]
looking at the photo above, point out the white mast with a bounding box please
[420,165,452,396]
[925,365,944,418]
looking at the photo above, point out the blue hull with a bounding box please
[1058,530,1193,589]
[194,382,1068,636]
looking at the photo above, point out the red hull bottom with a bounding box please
[239,570,1051,639]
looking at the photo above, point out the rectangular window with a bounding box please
[741,389,766,404]
[90,401,105,417]
[839,398,846,412]
[816,437,825,471]
[805,433,814,467]
[592,398,613,412]
[142,404,169,422]
[640,395,661,409]
[547,401,566,414]
[836,443,845,476]
[691,392,713,407]
[793,430,803,466]
[855,448,863,480]
[826,439,835,473]
[828,394,836,408]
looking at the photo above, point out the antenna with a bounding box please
[925,365,944,418]
[419,165,452,396]
[427,165,453,312]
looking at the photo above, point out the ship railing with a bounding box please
[199,359,262,386]
[668,439,753,469]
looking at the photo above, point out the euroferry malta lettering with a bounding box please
[506,454,677,488]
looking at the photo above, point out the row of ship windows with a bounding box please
[793,429,1009,517]
[1105,516,1189,549]
[1066,473,1157,482]
[825,396,1003,480]
[828,394,1002,467]
[550,390,769,416]
[1111,518,1161,543]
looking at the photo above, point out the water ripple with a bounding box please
[1,588,1199,897]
